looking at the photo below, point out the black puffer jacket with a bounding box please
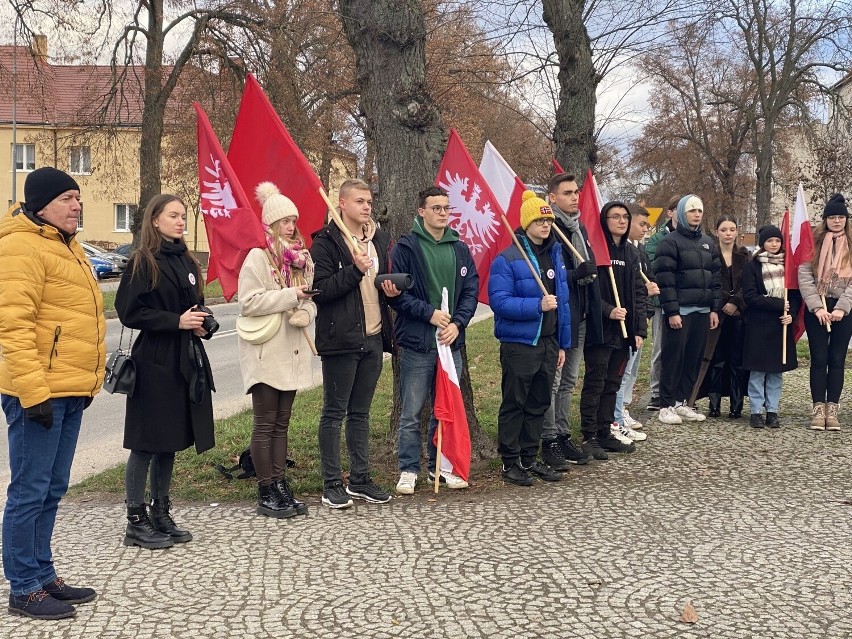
[309,222,394,356]
[653,224,722,316]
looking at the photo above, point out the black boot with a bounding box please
[765,412,780,428]
[750,413,764,428]
[274,477,308,516]
[257,484,297,519]
[150,497,193,543]
[707,393,721,418]
[124,505,174,549]
[541,438,571,471]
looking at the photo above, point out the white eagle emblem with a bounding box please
[200,154,236,219]
[438,170,499,255]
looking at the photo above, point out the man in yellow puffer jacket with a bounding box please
[0,167,106,620]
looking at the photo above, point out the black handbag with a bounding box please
[103,326,136,396]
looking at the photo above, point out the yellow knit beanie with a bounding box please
[520,190,555,230]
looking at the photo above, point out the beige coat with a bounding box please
[238,247,317,393]
[798,262,852,314]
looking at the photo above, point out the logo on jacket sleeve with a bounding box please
[460,266,468,277]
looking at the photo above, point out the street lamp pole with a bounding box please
[11,16,18,204]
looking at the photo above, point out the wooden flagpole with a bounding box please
[607,267,629,338]
[500,215,548,295]
[820,294,832,332]
[782,288,789,365]
[319,187,362,255]
[549,224,586,264]
[434,421,443,494]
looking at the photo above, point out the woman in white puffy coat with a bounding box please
[238,182,317,518]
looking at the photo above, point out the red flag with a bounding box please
[436,130,515,303]
[195,103,266,301]
[228,74,327,244]
[432,288,470,482]
[783,183,815,340]
[552,158,565,174]
[577,168,609,266]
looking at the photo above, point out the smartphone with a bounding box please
[304,289,322,296]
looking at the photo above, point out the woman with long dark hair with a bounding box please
[703,215,749,418]
[798,194,852,431]
[115,194,215,549]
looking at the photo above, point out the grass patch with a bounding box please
[73,318,505,501]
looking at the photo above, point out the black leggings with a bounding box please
[804,300,852,403]
[125,450,176,507]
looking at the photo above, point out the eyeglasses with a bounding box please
[531,218,554,226]
[427,205,454,214]
[607,215,630,222]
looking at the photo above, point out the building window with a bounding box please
[115,203,137,232]
[13,144,36,171]
[77,202,84,231]
[69,146,91,174]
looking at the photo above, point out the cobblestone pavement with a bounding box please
[2,367,852,638]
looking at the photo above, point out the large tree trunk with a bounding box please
[134,0,166,239]
[754,128,774,230]
[338,0,493,460]
[542,0,598,176]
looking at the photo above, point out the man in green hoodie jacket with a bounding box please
[388,186,479,495]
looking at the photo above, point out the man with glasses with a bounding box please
[389,186,478,494]
[489,191,571,486]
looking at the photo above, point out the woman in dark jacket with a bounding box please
[741,225,799,428]
[115,194,215,549]
[704,215,749,418]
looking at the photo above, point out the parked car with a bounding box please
[114,243,133,257]
[80,241,128,272]
[88,255,120,280]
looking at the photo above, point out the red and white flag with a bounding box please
[228,74,327,244]
[782,183,815,340]
[577,168,610,266]
[436,130,517,303]
[432,288,470,482]
[195,103,266,301]
[478,140,525,221]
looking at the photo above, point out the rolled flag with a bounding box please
[432,287,471,482]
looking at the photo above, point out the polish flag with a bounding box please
[432,288,470,482]
[577,168,609,266]
[436,130,515,303]
[782,183,815,341]
[195,103,266,301]
[228,74,327,244]
[478,140,525,230]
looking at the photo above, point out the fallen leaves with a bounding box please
[679,602,698,624]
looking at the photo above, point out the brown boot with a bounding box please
[826,402,841,431]
[810,403,826,430]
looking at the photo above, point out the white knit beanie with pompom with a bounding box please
[255,181,298,226]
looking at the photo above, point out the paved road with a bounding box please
[0,365,850,636]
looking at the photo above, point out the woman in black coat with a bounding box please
[115,194,215,550]
[741,225,799,428]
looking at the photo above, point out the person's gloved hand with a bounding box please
[573,260,597,281]
[25,400,53,429]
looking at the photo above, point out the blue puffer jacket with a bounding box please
[488,234,571,348]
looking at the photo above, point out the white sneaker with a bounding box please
[675,404,706,422]
[615,420,647,442]
[658,406,683,424]
[610,422,634,444]
[428,470,469,490]
[395,472,417,495]
[623,409,643,430]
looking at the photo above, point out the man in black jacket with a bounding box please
[654,194,722,425]
[310,179,400,508]
[389,186,479,495]
[540,172,602,469]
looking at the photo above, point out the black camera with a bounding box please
[195,305,219,336]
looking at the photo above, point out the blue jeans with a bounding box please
[2,395,85,596]
[748,371,783,414]
[614,344,643,425]
[397,347,463,474]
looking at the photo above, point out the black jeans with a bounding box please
[580,344,628,439]
[125,450,175,507]
[804,299,852,403]
[497,336,559,467]
[250,384,296,486]
[318,334,384,487]
[707,315,747,413]
[660,312,710,408]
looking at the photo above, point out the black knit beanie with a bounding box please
[758,224,783,247]
[24,167,80,214]
[822,193,848,219]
